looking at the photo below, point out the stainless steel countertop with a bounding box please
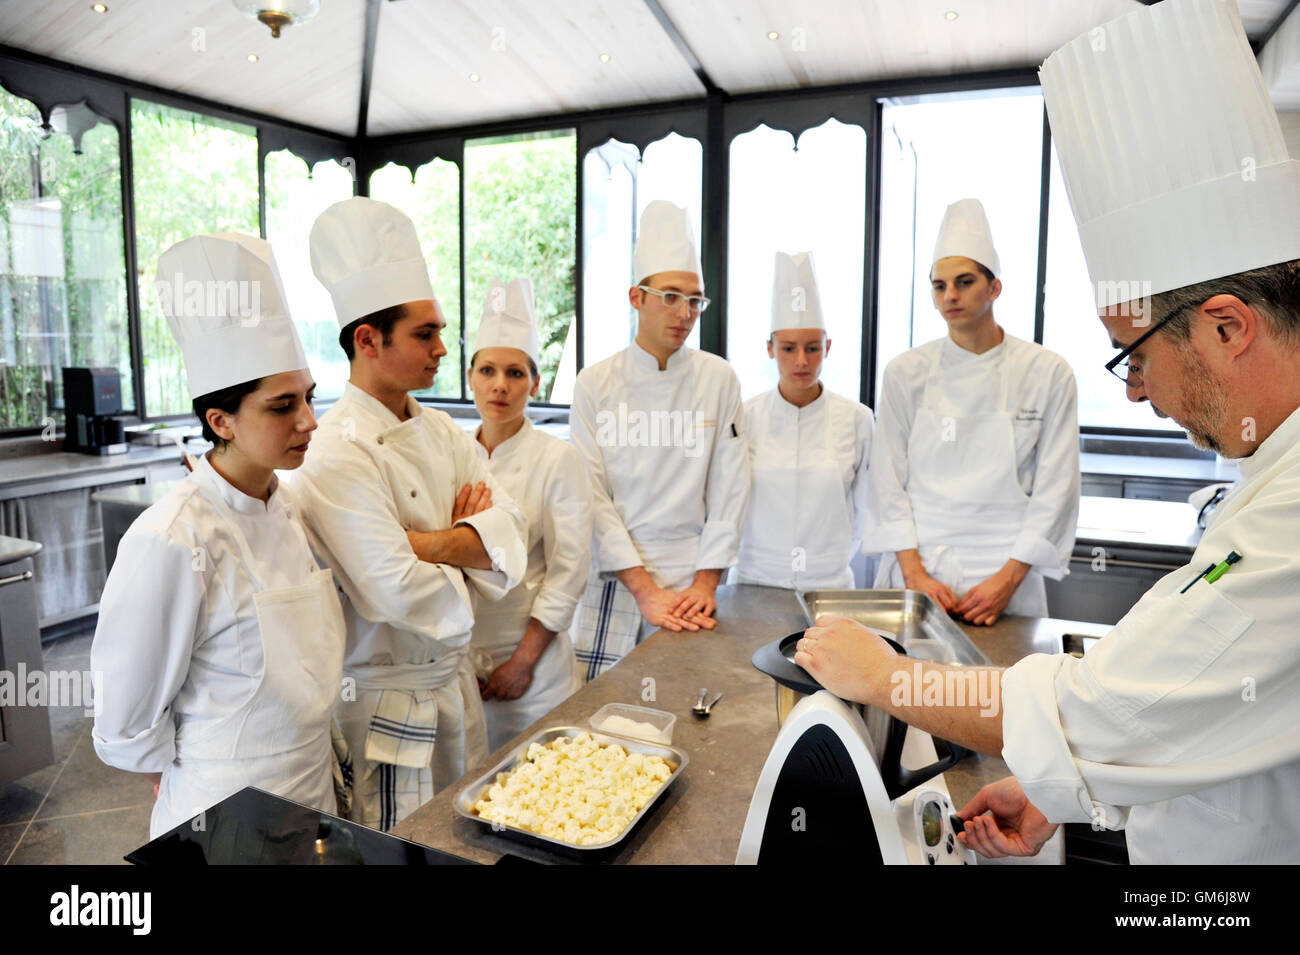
[0,444,188,489]
[391,584,1111,864]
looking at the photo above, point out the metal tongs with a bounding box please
[692,687,723,718]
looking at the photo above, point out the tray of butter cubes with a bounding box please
[454,727,688,855]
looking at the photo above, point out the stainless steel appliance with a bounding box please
[737,589,985,866]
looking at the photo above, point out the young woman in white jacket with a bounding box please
[467,278,592,751]
[90,234,345,839]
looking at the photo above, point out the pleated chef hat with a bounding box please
[309,197,436,328]
[931,198,1000,277]
[474,277,540,365]
[770,251,826,333]
[1040,0,1300,309]
[633,200,702,283]
[156,233,308,399]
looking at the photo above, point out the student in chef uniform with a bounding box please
[796,0,1300,864]
[570,200,749,679]
[866,198,1080,623]
[293,197,527,832]
[91,234,345,839]
[467,278,592,751]
[733,251,874,589]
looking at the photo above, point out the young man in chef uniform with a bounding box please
[797,0,1300,864]
[467,278,592,751]
[866,198,1080,623]
[294,197,527,831]
[92,234,345,838]
[733,251,874,589]
[570,200,749,679]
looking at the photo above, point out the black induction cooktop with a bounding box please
[125,787,478,865]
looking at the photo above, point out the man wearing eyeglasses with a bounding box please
[569,200,749,680]
[866,198,1080,625]
[795,0,1300,864]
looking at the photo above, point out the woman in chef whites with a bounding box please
[733,251,874,589]
[467,278,593,751]
[91,233,345,839]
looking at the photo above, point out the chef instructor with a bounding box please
[797,0,1300,864]
[867,198,1079,623]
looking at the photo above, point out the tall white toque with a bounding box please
[156,232,308,398]
[632,199,702,283]
[931,198,1001,278]
[308,196,436,329]
[1040,0,1300,309]
[473,277,541,365]
[770,251,826,333]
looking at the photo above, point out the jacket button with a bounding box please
[410,489,417,498]
[377,436,384,445]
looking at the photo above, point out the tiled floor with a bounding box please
[1,628,156,865]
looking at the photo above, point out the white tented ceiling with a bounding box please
[0,0,1294,136]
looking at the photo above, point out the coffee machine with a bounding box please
[62,367,129,455]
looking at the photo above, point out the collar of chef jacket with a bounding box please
[340,380,425,436]
[192,451,284,516]
[1236,404,1300,481]
[628,339,691,374]
[473,416,534,461]
[771,384,828,421]
[939,331,1007,368]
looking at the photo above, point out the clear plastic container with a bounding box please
[589,703,676,745]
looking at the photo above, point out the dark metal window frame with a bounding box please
[0,44,1193,447]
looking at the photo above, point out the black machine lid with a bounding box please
[751,631,907,696]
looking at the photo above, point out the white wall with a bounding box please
[1280,111,1300,159]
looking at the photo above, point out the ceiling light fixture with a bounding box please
[469,73,481,83]
[945,10,959,21]
[767,31,779,40]
[90,3,108,12]
[247,53,259,62]
[599,52,611,63]
[232,1,320,39]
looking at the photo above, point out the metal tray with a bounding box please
[796,589,990,666]
[454,726,688,856]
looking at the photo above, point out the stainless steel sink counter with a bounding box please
[392,584,1111,864]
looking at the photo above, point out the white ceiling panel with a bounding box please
[0,0,365,135]
[0,0,1293,136]
[365,0,705,135]
[657,0,1293,93]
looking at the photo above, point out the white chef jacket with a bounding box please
[1001,405,1300,864]
[294,382,527,670]
[867,333,1079,582]
[470,418,591,749]
[291,383,527,825]
[91,455,340,834]
[570,342,750,584]
[734,386,874,589]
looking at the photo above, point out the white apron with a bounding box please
[472,586,581,752]
[338,648,488,832]
[153,487,346,839]
[572,538,697,682]
[735,393,856,590]
[873,345,1047,616]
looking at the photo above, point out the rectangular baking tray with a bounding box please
[454,726,688,857]
[796,589,990,666]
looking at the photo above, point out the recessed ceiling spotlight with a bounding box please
[247,53,259,62]
[91,3,108,12]
[767,30,779,40]
[945,10,959,21]
[599,52,611,63]
[469,72,481,82]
